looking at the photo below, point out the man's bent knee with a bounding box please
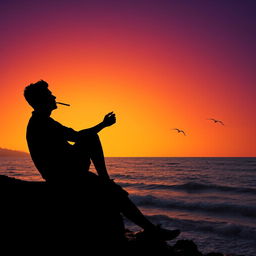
[74,132,101,151]
[77,132,99,144]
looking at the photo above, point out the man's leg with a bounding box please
[74,133,180,240]
[74,133,109,179]
[88,133,110,179]
[106,178,181,240]
[73,133,154,228]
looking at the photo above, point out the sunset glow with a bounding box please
[1,0,255,156]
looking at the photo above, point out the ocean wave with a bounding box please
[145,214,256,241]
[130,194,256,218]
[161,162,180,166]
[118,181,256,195]
[6,167,17,170]
[172,182,256,194]
[221,168,256,173]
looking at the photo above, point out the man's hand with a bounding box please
[103,112,116,127]
[78,112,116,135]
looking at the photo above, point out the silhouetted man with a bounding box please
[24,80,180,242]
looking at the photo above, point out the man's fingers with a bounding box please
[106,111,114,117]
[103,112,116,125]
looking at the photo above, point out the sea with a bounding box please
[1,156,256,256]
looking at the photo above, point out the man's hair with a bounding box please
[24,80,49,108]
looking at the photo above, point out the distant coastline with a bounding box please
[0,148,29,157]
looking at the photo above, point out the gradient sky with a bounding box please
[1,0,255,156]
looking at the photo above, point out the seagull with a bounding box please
[172,128,186,136]
[208,118,224,125]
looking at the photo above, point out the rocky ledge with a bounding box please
[125,229,244,256]
[0,175,244,255]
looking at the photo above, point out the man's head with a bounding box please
[24,80,57,111]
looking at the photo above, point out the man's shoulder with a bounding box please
[27,113,52,132]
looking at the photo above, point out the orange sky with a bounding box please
[1,1,255,156]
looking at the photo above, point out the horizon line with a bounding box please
[1,147,255,158]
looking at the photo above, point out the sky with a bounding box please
[1,0,256,157]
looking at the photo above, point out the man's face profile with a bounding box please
[33,88,57,111]
[42,89,57,110]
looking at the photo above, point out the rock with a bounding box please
[0,175,126,253]
[173,240,203,256]
[0,175,243,255]
[205,253,224,256]
[125,229,173,255]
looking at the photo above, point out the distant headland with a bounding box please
[0,148,29,157]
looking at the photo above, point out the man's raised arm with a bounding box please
[78,112,116,136]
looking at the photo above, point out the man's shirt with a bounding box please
[26,111,80,182]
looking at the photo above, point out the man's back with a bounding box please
[26,111,79,182]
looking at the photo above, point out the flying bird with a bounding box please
[172,128,186,136]
[208,118,224,125]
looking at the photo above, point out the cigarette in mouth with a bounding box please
[56,102,71,106]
